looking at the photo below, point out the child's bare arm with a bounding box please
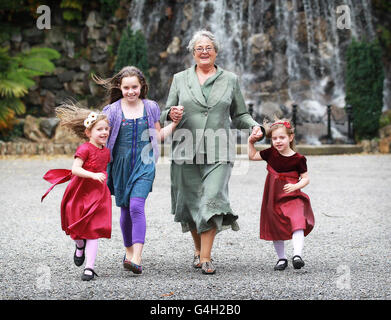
[154,121,178,142]
[248,136,263,161]
[283,172,310,193]
[72,157,106,183]
[155,105,183,142]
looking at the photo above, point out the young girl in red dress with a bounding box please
[41,103,112,281]
[248,118,314,270]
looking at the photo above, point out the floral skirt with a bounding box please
[170,160,239,234]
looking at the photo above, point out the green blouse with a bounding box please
[200,68,223,101]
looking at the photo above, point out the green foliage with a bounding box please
[0,118,23,141]
[0,0,24,10]
[0,46,60,130]
[372,0,391,13]
[59,0,119,21]
[0,0,31,12]
[114,27,149,78]
[60,0,84,21]
[99,0,119,16]
[0,1,34,42]
[345,39,385,140]
[379,110,391,128]
[62,10,82,21]
[372,0,391,62]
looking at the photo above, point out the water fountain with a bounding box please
[128,0,378,144]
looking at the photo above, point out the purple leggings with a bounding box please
[120,197,146,247]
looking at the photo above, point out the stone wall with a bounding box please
[0,141,80,156]
[0,2,130,152]
[378,124,391,153]
[1,1,389,154]
[5,3,130,117]
[0,109,388,156]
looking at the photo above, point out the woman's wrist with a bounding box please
[167,107,173,121]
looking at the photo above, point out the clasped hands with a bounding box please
[169,105,184,123]
[249,126,263,143]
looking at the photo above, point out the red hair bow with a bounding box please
[271,121,291,129]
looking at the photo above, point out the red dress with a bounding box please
[42,142,112,240]
[259,147,314,241]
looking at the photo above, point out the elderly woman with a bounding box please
[160,30,264,274]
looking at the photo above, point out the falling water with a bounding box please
[129,0,378,144]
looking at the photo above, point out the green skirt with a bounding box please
[170,160,239,234]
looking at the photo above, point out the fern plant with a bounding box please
[0,46,60,131]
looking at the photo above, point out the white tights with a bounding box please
[273,229,304,263]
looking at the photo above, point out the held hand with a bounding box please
[170,105,184,123]
[248,133,259,144]
[283,183,297,193]
[92,172,106,183]
[170,106,184,123]
[251,126,263,141]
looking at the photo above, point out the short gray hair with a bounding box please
[187,30,220,53]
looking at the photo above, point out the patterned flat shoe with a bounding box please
[201,261,216,275]
[128,261,142,274]
[123,255,142,274]
[193,255,201,268]
[123,254,132,270]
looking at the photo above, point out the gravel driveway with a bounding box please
[0,154,390,301]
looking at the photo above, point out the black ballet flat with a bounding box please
[81,268,98,281]
[274,258,288,271]
[292,255,305,269]
[74,239,86,267]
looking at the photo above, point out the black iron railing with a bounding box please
[249,102,355,144]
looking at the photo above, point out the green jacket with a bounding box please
[161,65,261,163]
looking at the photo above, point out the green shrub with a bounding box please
[0,119,23,141]
[379,110,391,128]
[345,39,385,140]
[60,0,84,21]
[114,27,149,78]
[99,0,119,16]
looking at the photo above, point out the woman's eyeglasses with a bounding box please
[194,47,214,53]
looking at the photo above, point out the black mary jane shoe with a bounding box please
[81,268,98,281]
[292,255,305,269]
[74,239,86,267]
[274,258,288,271]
